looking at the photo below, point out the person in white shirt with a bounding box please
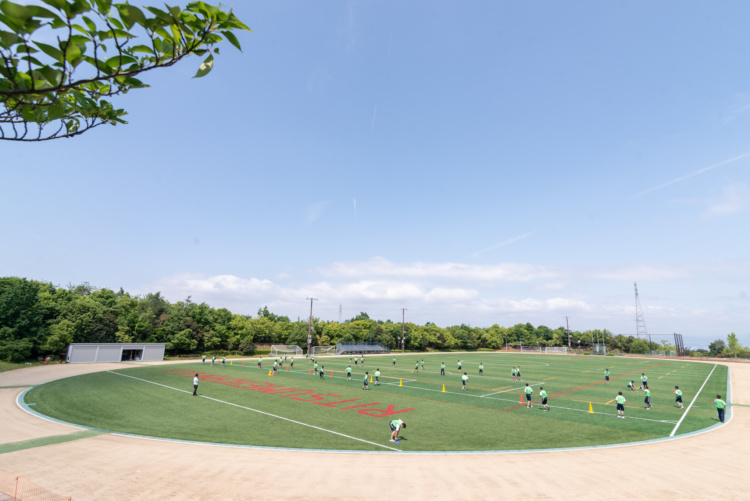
[193,374,199,397]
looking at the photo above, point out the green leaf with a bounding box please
[144,7,172,25]
[82,15,97,32]
[40,0,66,10]
[63,43,82,63]
[128,44,154,55]
[220,30,241,52]
[26,5,63,20]
[69,34,90,44]
[0,1,32,22]
[192,53,213,78]
[0,29,19,46]
[34,41,64,62]
[93,0,112,14]
[116,4,146,30]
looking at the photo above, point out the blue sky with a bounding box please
[2,1,749,347]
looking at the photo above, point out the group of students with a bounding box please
[201,354,226,366]
[606,368,728,422]
[197,355,729,424]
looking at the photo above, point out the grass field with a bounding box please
[23,353,729,452]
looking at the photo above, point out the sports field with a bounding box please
[23,353,727,452]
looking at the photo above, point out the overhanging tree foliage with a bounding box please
[0,0,250,141]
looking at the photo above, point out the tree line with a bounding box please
[0,277,744,362]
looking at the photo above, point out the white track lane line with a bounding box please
[669,364,718,437]
[107,371,400,452]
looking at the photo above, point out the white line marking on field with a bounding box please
[107,371,401,452]
[669,364,718,437]
[480,384,543,398]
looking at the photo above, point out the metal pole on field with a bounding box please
[400,308,407,353]
[306,297,317,355]
[565,316,571,348]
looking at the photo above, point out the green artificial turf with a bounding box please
[23,354,728,452]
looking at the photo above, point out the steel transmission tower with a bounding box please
[634,283,650,345]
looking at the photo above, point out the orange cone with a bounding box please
[520,393,524,404]
[331,371,334,378]
[309,369,312,375]
[242,362,244,367]
[287,366,289,372]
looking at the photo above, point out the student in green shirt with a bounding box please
[360,356,364,365]
[389,419,406,443]
[616,392,626,418]
[457,360,462,370]
[319,365,325,379]
[346,366,352,380]
[201,354,206,364]
[363,372,370,391]
[604,369,610,385]
[440,362,445,376]
[415,361,419,371]
[516,366,522,381]
[539,387,549,411]
[641,373,648,389]
[512,366,517,382]
[524,383,533,408]
[627,380,636,391]
[374,369,381,386]
[314,362,318,374]
[392,357,396,367]
[350,355,353,363]
[421,359,425,369]
[461,372,469,390]
[221,356,226,367]
[713,395,727,423]
[644,388,651,409]
[674,386,684,409]
[478,363,484,375]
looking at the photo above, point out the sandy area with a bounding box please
[1,359,746,501]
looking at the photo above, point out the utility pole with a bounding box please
[565,316,571,348]
[306,297,318,355]
[400,308,407,353]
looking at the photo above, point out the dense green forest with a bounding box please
[0,277,744,362]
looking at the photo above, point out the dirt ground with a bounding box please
[1,359,747,501]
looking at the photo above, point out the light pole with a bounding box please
[400,308,407,353]
[565,316,571,348]
[306,297,318,355]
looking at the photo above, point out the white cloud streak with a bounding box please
[471,231,538,258]
[632,152,750,198]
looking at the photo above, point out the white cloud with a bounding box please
[318,257,558,283]
[586,264,691,282]
[704,183,749,217]
[137,258,750,345]
[534,282,567,292]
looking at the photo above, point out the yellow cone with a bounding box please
[442,384,446,393]
[589,402,594,413]
[230,360,233,366]
[268,370,272,376]
[370,375,373,383]
[399,379,403,387]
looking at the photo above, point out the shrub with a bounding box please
[238,339,255,355]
